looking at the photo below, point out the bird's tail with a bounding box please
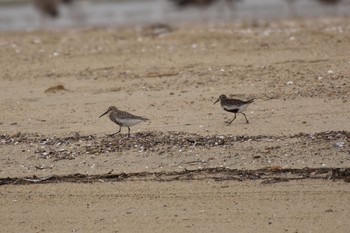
[142,117,150,121]
[246,99,254,104]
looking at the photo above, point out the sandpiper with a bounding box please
[99,106,149,137]
[33,0,76,18]
[214,94,254,124]
[33,0,60,18]
[170,0,216,8]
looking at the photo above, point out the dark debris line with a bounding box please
[0,130,349,159]
[1,130,348,145]
[0,167,349,186]
[1,131,282,158]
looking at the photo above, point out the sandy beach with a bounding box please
[0,17,349,232]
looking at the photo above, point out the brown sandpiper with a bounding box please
[214,94,254,124]
[99,106,149,137]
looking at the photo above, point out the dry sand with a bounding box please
[0,17,350,232]
[1,180,349,233]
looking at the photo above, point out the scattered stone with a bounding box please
[11,132,21,137]
[335,141,344,148]
[44,85,67,93]
[72,132,80,140]
[142,23,174,37]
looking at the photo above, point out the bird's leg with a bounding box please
[241,113,249,124]
[127,127,131,138]
[108,126,121,136]
[228,113,237,125]
[115,126,122,135]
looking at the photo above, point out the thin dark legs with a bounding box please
[228,114,237,124]
[108,126,121,136]
[228,113,249,125]
[241,113,249,124]
[108,126,131,138]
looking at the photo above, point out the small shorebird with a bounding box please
[33,0,76,18]
[214,94,254,124]
[33,0,60,18]
[99,106,149,137]
[169,0,241,8]
[170,0,215,8]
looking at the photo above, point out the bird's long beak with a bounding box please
[214,98,219,105]
[99,110,109,118]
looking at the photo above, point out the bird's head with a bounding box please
[99,106,117,118]
[214,94,227,104]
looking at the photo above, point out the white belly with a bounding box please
[223,104,248,113]
[116,118,144,127]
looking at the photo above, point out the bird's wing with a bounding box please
[118,110,148,121]
[226,99,246,106]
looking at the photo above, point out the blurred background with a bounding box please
[0,0,349,31]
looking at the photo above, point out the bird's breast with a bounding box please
[113,117,144,127]
[223,107,239,113]
[222,103,240,110]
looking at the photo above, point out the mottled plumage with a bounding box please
[33,0,60,18]
[214,94,254,124]
[169,0,240,8]
[170,0,215,8]
[99,106,148,137]
[33,0,76,18]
